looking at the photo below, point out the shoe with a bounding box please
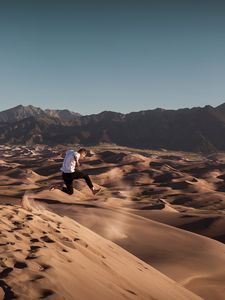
[50,184,63,191]
[92,188,101,195]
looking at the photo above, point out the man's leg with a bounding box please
[62,173,74,195]
[73,171,101,195]
[73,171,93,189]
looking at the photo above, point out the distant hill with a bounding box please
[45,109,81,121]
[0,104,225,152]
[0,105,43,122]
[0,105,81,123]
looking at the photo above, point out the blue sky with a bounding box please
[0,0,225,114]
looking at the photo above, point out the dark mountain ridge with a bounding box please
[0,104,225,152]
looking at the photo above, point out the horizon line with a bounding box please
[0,102,224,116]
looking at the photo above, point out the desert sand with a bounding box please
[0,203,203,300]
[0,144,225,300]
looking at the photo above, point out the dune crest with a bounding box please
[0,204,203,300]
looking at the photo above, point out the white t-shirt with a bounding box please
[60,150,80,173]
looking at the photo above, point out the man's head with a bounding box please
[78,148,88,158]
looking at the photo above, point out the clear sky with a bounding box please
[0,0,225,114]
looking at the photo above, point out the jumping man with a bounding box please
[59,148,101,195]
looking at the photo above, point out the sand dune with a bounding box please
[46,200,225,300]
[0,145,225,299]
[0,204,202,300]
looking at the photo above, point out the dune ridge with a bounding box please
[0,203,202,300]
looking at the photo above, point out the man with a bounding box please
[59,148,101,195]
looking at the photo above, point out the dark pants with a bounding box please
[62,171,93,195]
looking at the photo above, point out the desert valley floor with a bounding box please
[0,144,225,300]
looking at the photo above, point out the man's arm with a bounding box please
[74,155,80,168]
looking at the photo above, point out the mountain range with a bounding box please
[0,104,225,152]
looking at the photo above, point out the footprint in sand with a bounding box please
[14,234,22,241]
[0,242,9,246]
[25,214,33,221]
[57,222,61,228]
[21,232,31,238]
[0,267,13,279]
[0,279,17,300]
[30,245,41,252]
[30,238,40,243]
[73,238,88,248]
[39,263,51,272]
[59,237,76,249]
[41,235,55,243]
[12,221,23,227]
[14,261,28,269]
[62,248,69,253]
[26,245,42,260]
[12,224,24,231]
[26,253,38,260]
[40,289,54,299]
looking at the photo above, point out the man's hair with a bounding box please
[78,148,87,155]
